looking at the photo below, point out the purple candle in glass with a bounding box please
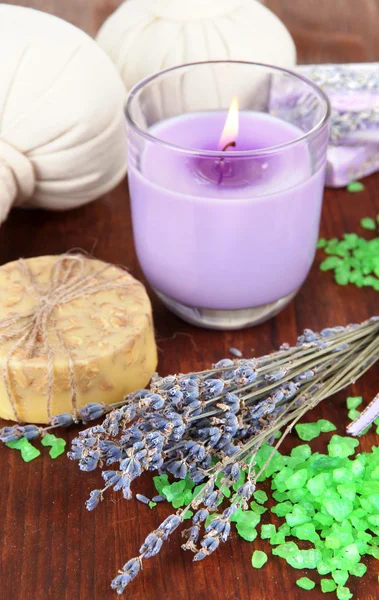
[126,62,330,329]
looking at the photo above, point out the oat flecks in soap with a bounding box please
[0,256,158,424]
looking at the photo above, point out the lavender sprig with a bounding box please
[64,317,379,594]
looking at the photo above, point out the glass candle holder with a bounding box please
[126,61,330,330]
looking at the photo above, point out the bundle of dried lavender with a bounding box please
[1,318,378,593]
[61,317,378,594]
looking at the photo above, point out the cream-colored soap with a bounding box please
[0,255,158,424]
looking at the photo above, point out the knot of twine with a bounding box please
[0,254,139,423]
[0,137,36,225]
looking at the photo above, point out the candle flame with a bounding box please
[218,96,239,151]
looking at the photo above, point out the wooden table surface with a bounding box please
[1,2,379,599]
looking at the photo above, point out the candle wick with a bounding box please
[218,140,236,185]
[222,141,236,152]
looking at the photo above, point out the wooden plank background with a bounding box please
[0,2,378,599]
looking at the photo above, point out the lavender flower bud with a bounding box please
[76,436,97,447]
[205,517,225,534]
[193,550,207,562]
[266,368,288,382]
[122,477,132,500]
[272,389,285,403]
[99,440,122,464]
[185,442,206,461]
[86,489,102,511]
[222,442,239,457]
[321,326,345,337]
[224,413,239,435]
[134,448,148,463]
[148,455,164,471]
[203,379,224,399]
[132,389,150,400]
[49,413,75,427]
[193,509,209,523]
[159,515,182,539]
[0,426,23,443]
[221,522,231,542]
[120,457,142,480]
[103,411,122,436]
[234,366,257,384]
[136,494,150,505]
[180,377,199,392]
[79,450,100,472]
[203,491,218,508]
[214,359,234,369]
[171,425,186,442]
[121,425,143,445]
[189,469,206,484]
[119,404,137,423]
[237,482,256,499]
[167,460,188,479]
[283,382,298,400]
[83,425,105,436]
[222,505,238,519]
[208,427,222,447]
[168,388,184,406]
[230,463,241,482]
[122,557,141,580]
[183,389,200,403]
[145,431,165,449]
[156,375,177,390]
[112,473,127,492]
[110,573,131,595]
[148,394,165,410]
[139,533,163,558]
[194,537,220,560]
[224,393,240,412]
[79,402,106,422]
[182,525,200,544]
[186,400,203,415]
[21,425,40,440]
[199,455,212,469]
[102,470,122,489]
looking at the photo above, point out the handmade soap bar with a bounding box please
[0,255,157,424]
[298,63,379,187]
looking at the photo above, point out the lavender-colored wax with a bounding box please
[128,111,326,310]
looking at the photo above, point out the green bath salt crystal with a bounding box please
[296,577,315,590]
[327,435,359,458]
[318,215,379,290]
[295,422,321,441]
[321,579,337,593]
[251,550,268,569]
[260,524,276,539]
[253,490,268,505]
[349,562,367,577]
[336,587,353,600]
[6,438,41,462]
[332,570,349,586]
[360,217,376,230]
[347,181,365,193]
[347,396,362,410]
[348,408,361,421]
[318,420,337,433]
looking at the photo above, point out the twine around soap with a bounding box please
[0,253,141,423]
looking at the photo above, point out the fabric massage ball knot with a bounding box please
[0,5,128,227]
[97,0,297,105]
[0,137,35,223]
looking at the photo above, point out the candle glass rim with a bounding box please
[125,60,331,157]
